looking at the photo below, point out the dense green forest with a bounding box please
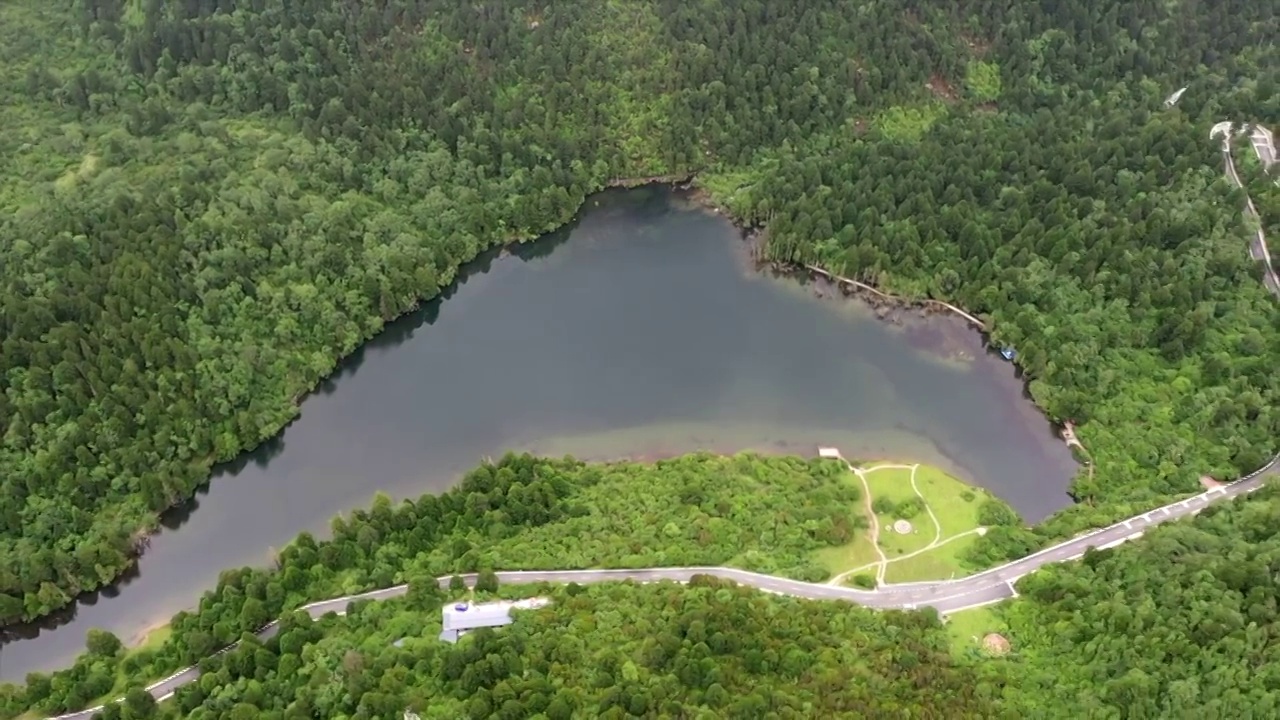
[0,453,878,717]
[1,0,1277,637]
[999,484,1280,716]
[133,581,1007,720]
[33,581,1008,720]
[1240,129,1280,262]
[8,454,1280,719]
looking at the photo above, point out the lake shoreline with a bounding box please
[674,177,1082,453]
[677,180,991,330]
[0,174,707,634]
[1,180,1080,683]
[90,449,1004,664]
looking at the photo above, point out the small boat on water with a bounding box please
[999,347,1017,361]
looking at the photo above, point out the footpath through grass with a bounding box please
[814,461,1001,587]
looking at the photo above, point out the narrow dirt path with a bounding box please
[908,463,943,547]
[828,526,989,586]
[862,462,917,472]
[804,264,988,330]
[852,465,890,584]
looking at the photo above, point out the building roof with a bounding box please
[442,602,515,632]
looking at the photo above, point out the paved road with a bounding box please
[48,451,1279,720]
[1250,125,1276,170]
[1218,123,1280,295]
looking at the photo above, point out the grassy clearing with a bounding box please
[813,530,881,577]
[878,517,934,556]
[865,466,936,557]
[882,532,981,583]
[912,464,988,536]
[874,103,947,142]
[815,462,996,585]
[943,605,1007,656]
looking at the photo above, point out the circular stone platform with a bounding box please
[982,633,1011,656]
[892,519,913,534]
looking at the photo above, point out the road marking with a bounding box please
[939,593,1014,615]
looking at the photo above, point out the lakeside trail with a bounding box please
[798,263,1095,466]
[606,173,696,189]
[803,264,988,330]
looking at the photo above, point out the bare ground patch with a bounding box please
[961,32,992,57]
[926,73,960,104]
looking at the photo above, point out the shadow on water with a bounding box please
[318,209,583,397]
[0,437,288,647]
[195,213,585,527]
[0,199,589,654]
[0,563,143,647]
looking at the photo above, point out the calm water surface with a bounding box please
[0,187,1077,680]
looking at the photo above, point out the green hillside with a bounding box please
[7,453,1280,718]
[1,0,1277,666]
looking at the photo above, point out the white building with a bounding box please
[438,598,551,643]
[1163,87,1187,108]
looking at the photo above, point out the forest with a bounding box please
[0,453,879,717]
[998,484,1280,716]
[0,0,1277,658]
[141,580,1010,720]
[7,454,1280,718]
[33,581,1010,720]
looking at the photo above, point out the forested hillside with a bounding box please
[8,453,1280,719]
[2,453,877,717]
[1,0,1277,624]
[115,581,1007,720]
[999,485,1280,716]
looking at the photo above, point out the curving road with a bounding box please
[1215,121,1280,295]
[47,450,1279,720]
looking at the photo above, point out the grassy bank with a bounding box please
[814,462,1010,587]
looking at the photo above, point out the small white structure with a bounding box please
[893,519,914,534]
[440,602,514,643]
[1163,87,1187,108]
[818,447,842,459]
[439,598,551,643]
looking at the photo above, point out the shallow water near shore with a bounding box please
[0,186,1077,680]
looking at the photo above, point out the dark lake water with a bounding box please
[0,187,1078,680]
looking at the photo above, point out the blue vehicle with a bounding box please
[999,347,1017,361]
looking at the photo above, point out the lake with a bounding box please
[0,186,1077,680]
